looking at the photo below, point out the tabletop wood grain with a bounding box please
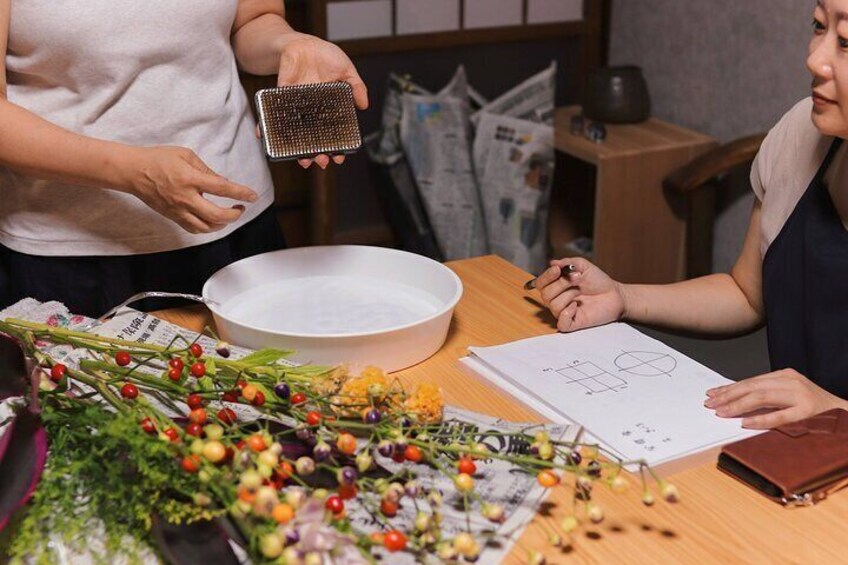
[154,255,847,564]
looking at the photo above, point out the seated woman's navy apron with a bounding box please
[763,138,848,399]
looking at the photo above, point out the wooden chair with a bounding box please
[663,133,767,278]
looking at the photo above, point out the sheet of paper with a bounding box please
[468,323,761,467]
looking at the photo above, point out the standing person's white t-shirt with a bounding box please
[1,0,275,256]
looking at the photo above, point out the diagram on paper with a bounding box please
[614,351,677,377]
[552,361,627,394]
[547,351,677,395]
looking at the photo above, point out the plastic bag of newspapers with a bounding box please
[365,74,444,259]
[399,67,489,261]
[472,63,557,273]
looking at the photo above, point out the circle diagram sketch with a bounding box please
[614,351,677,377]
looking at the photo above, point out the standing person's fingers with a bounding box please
[194,173,258,203]
[314,154,331,169]
[189,194,246,226]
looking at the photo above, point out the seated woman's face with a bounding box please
[810,0,848,136]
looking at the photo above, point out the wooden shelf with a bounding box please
[551,106,717,283]
[554,106,715,164]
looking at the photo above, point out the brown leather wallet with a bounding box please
[718,408,848,506]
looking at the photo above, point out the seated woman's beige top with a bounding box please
[751,97,848,257]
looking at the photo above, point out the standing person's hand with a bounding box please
[705,370,848,428]
[125,146,258,234]
[274,33,369,170]
[535,257,628,332]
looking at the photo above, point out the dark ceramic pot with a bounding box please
[583,66,651,124]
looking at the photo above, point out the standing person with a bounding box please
[0,0,368,316]
[536,0,848,429]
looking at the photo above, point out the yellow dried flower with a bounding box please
[403,383,444,424]
[333,366,393,416]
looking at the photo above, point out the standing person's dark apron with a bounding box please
[763,138,848,398]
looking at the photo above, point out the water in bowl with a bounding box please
[220,275,444,335]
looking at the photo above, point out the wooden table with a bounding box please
[156,256,847,564]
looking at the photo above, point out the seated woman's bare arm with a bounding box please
[621,200,765,334]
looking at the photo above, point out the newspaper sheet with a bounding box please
[0,299,580,564]
[471,62,557,126]
[468,63,557,272]
[473,112,554,273]
[400,88,488,260]
[367,75,444,259]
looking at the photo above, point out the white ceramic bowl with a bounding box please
[202,246,463,372]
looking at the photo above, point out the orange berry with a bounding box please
[384,530,407,552]
[272,503,295,524]
[405,445,423,463]
[336,432,357,455]
[457,457,477,475]
[188,408,207,425]
[537,469,560,488]
[181,455,201,473]
[241,384,258,402]
[380,499,399,517]
[238,488,256,503]
[247,434,267,452]
[338,484,357,500]
[276,461,294,481]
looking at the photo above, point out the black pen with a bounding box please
[523,264,577,291]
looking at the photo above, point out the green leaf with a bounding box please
[236,349,295,367]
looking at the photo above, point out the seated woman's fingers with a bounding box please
[713,387,788,418]
[298,158,313,169]
[539,276,573,305]
[549,288,580,318]
[705,371,788,406]
[535,264,566,290]
[551,256,590,277]
[742,407,807,429]
[557,302,579,332]
[332,154,346,165]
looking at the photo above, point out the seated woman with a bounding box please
[537,0,848,429]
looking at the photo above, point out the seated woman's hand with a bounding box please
[705,369,848,429]
[273,33,369,169]
[535,257,627,332]
[126,146,258,234]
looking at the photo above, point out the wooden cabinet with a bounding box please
[550,106,716,283]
